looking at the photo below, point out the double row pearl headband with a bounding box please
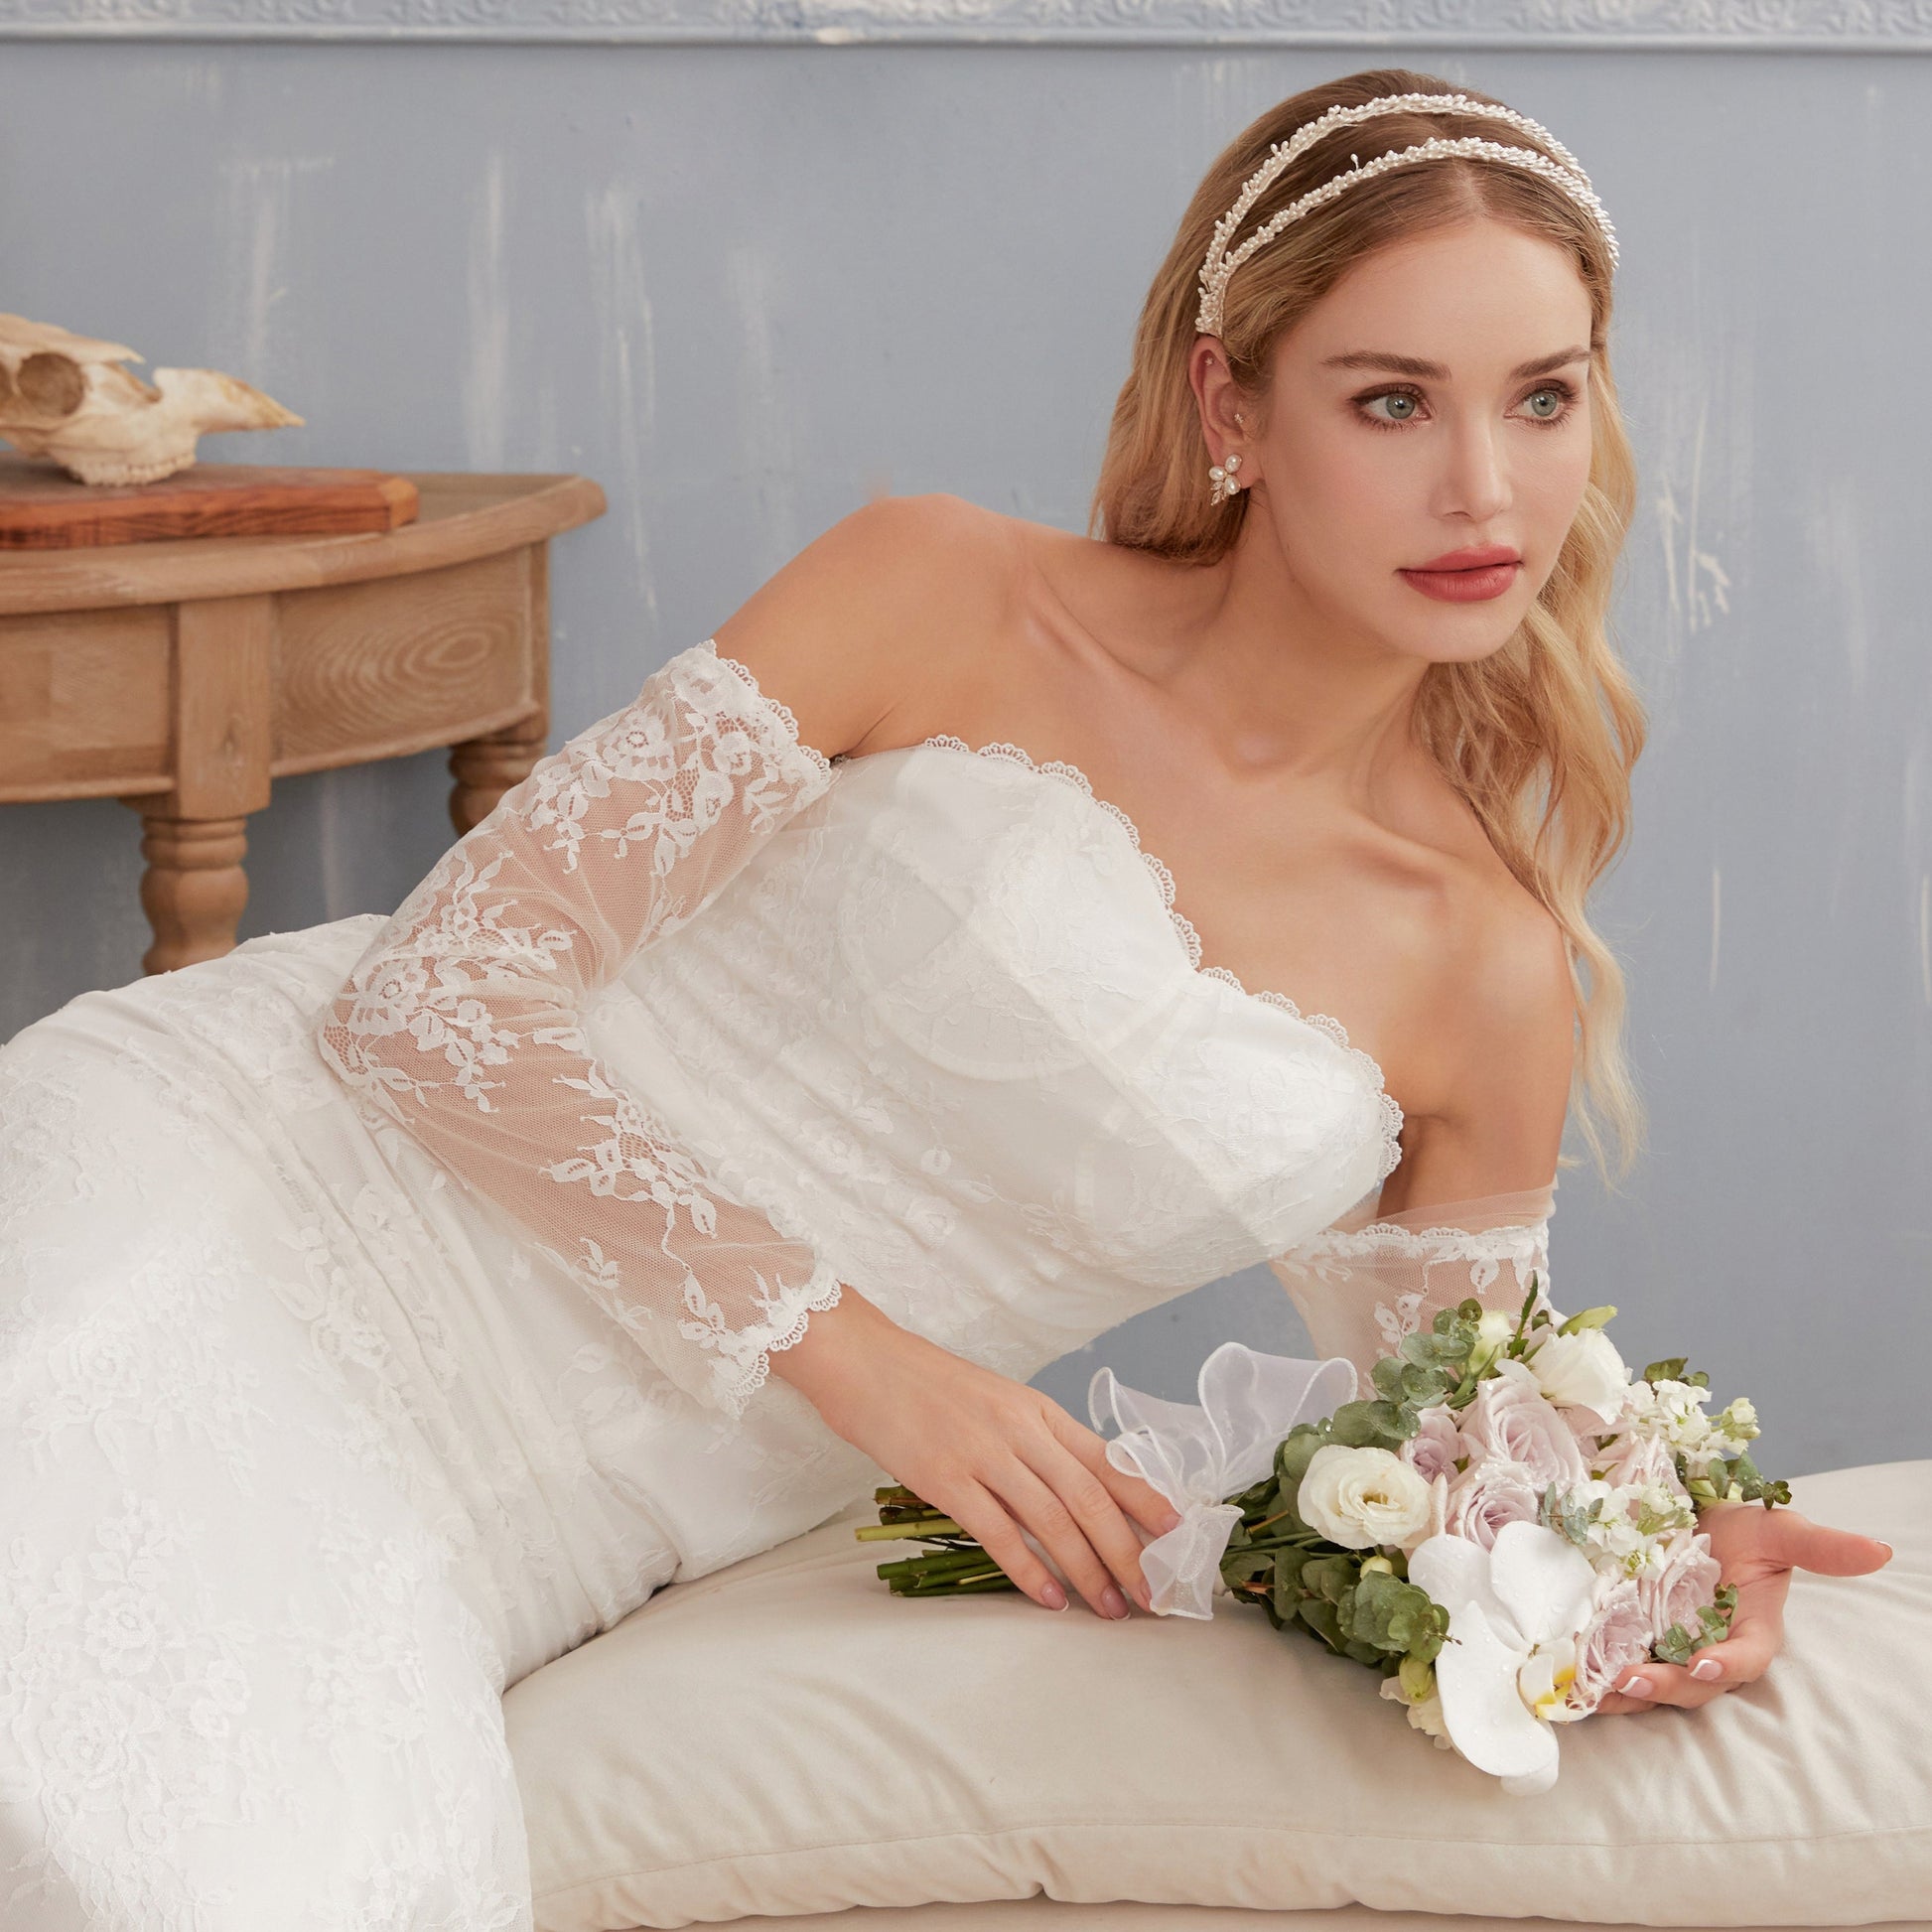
[1194,92,1619,339]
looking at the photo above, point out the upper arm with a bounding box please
[707,491,1017,762]
[1382,889,1577,1206]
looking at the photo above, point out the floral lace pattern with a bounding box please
[912,734,1407,1189]
[315,637,845,1424]
[1,633,1429,1920]
[1269,1184,1558,1388]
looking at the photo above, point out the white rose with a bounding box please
[1297,1444,1434,1550]
[1526,1327,1630,1423]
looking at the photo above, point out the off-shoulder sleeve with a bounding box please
[1268,1181,1559,1388]
[314,636,841,1422]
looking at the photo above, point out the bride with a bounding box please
[0,67,1890,1930]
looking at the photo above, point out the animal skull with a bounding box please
[0,313,304,486]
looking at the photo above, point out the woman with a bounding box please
[0,69,1888,1930]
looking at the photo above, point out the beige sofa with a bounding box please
[503,1461,1932,1932]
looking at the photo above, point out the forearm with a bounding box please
[766,1279,915,1427]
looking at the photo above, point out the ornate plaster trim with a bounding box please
[3,0,1931,44]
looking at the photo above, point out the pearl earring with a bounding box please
[1208,450,1243,506]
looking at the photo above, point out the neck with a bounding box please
[1170,502,1432,796]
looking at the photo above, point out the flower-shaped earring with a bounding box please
[1208,450,1244,506]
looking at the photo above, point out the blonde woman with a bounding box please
[0,68,1888,1928]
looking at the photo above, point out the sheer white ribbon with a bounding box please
[1086,1341,1358,1618]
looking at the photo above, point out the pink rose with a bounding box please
[1571,1574,1654,1712]
[1459,1359,1588,1494]
[1442,1458,1543,1552]
[1401,1405,1465,1484]
[1596,1427,1680,1492]
[1636,1527,1724,1647]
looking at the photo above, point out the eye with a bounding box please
[1358,388,1424,426]
[1515,381,1578,425]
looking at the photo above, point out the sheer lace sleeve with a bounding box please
[1268,1180,1559,1389]
[314,636,842,1422]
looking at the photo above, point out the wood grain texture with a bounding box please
[0,471,605,614]
[0,458,420,550]
[0,604,174,798]
[176,594,274,816]
[126,810,250,973]
[0,470,602,973]
[273,550,538,774]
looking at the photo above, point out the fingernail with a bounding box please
[1100,1584,1132,1619]
[1623,1675,1654,1699]
[1878,1541,1895,1562]
[1161,1511,1183,1534]
[1691,1656,1724,1683]
[1040,1580,1067,1610]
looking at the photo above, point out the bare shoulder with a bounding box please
[707,491,1022,760]
[1381,788,1577,1199]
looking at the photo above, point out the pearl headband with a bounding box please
[1194,92,1619,339]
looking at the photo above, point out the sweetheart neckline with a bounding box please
[700,637,1406,1188]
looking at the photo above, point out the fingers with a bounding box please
[1782,1518,1896,1577]
[1710,1503,1895,1578]
[937,1477,1072,1614]
[1608,1659,1726,1710]
[991,1452,1146,1616]
[1052,1412,1185,1542]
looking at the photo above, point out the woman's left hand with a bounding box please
[1594,1501,1894,1716]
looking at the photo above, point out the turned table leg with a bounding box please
[127,810,252,975]
[449,710,548,836]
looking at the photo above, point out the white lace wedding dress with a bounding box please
[0,635,1552,1929]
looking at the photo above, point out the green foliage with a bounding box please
[1653,1584,1738,1665]
[1642,1355,1711,1389]
[1558,1304,1618,1334]
[1539,1482,1606,1552]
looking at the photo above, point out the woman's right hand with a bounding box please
[767,1281,1183,1618]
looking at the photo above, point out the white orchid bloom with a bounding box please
[1406,1518,1598,1796]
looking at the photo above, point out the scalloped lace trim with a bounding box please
[914,733,1406,1184]
[1298,1219,1548,1265]
[710,1262,847,1423]
[700,636,835,781]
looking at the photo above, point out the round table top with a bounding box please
[0,469,608,615]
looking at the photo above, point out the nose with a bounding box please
[1435,414,1512,526]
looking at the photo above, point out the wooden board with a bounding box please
[0,456,419,549]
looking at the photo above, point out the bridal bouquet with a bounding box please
[858,1276,1786,1794]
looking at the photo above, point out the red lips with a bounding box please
[1399,542,1523,604]
[1412,543,1521,571]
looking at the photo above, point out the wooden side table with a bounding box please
[0,469,607,973]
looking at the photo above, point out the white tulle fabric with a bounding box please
[1089,1342,1356,1618]
[0,634,1406,1927]
[1269,1180,1560,1389]
[314,636,848,1422]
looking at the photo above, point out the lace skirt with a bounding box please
[0,920,706,1930]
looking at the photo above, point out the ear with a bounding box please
[1188,336,1257,483]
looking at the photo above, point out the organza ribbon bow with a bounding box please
[1087,1341,1357,1619]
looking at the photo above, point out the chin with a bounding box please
[1377,605,1526,668]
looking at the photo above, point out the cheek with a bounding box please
[1520,431,1594,548]
[1271,424,1416,562]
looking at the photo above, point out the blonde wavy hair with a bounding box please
[1090,68,1647,1184]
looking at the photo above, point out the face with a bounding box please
[1211,216,1596,665]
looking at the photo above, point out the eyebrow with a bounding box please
[1322,346,1591,381]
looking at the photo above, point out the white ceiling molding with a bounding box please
[3,0,1931,44]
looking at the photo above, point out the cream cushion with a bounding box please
[503,1460,1931,1930]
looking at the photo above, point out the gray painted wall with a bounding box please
[3,24,1927,1472]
